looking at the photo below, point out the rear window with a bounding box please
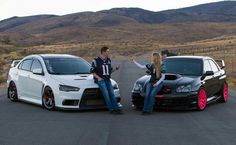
[163,58,203,76]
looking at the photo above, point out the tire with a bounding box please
[217,83,228,103]
[197,88,207,111]
[8,82,18,102]
[42,87,55,111]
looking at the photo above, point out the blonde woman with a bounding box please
[132,52,165,115]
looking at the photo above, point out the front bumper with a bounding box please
[55,88,121,110]
[132,91,198,110]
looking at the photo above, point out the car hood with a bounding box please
[165,75,199,86]
[50,74,117,88]
[137,74,200,87]
[50,74,97,88]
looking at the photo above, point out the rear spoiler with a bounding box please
[11,60,21,68]
[215,59,225,69]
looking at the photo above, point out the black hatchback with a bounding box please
[131,56,228,111]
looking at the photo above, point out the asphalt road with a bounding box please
[1,61,236,145]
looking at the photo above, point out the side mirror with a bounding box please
[201,71,214,80]
[32,68,44,75]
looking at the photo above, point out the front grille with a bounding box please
[80,88,106,107]
[62,100,79,106]
[157,96,196,107]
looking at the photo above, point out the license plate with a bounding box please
[85,100,104,106]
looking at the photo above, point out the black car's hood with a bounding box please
[136,74,200,88]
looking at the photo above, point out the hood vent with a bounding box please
[164,74,179,80]
[74,78,86,80]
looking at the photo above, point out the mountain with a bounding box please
[0,1,236,46]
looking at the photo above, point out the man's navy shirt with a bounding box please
[91,57,113,82]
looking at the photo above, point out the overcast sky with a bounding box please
[0,0,223,21]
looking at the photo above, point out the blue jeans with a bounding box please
[97,79,119,112]
[143,82,163,113]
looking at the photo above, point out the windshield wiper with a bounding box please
[50,72,67,75]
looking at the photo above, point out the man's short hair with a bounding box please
[161,49,177,56]
[101,46,109,54]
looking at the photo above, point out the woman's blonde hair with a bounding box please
[151,52,162,78]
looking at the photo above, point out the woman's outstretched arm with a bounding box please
[132,59,146,69]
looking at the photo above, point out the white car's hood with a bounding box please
[50,74,117,88]
[50,74,98,88]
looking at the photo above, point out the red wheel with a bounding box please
[217,83,228,103]
[197,88,207,111]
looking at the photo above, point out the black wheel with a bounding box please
[217,83,228,103]
[8,82,18,102]
[42,87,55,111]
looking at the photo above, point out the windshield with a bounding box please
[43,57,91,75]
[163,58,203,76]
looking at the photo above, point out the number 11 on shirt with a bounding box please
[102,65,109,75]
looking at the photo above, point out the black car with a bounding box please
[131,56,228,111]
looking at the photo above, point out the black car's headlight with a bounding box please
[176,84,191,93]
[59,85,80,92]
[133,83,142,92]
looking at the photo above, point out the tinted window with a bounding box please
[43,57,91,75]
[19,59,33,71]
[209,60,219,73]
[31,59,43,71]
[163,58,203,76]
[204,60,212,72]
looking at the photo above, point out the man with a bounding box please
[161,49,177,58]
[91,47,123,114]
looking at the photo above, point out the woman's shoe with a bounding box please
[141,111,151,115]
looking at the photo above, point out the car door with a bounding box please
[28,59,45,101]
[208,59,221,95]
[203,60,215,98]
[17,59,33,98]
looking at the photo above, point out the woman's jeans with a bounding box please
[143,82,163,112]
[97,79,119,112]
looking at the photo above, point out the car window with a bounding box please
[163,58,203,76]
[209,59,219,73]
[19,59,33,71]
[204,60,212,72]
[31,59,43,71]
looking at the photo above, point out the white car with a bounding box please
[7,54,121,110]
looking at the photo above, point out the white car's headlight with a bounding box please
[133,83,142,92]
[59,85,80,92]
[176,84,191,93]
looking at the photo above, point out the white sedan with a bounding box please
[7,54,121,110]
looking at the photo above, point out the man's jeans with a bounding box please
[143,82,163,112]
[97,79,119,111]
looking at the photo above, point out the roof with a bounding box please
[167,55,212,60]
[39,54,78,58]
